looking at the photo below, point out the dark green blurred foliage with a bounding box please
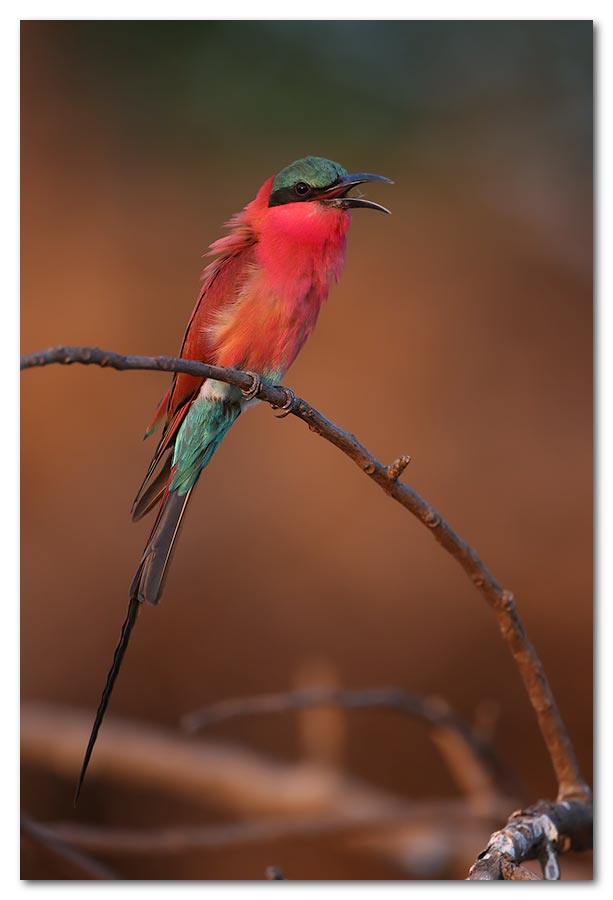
[33,20,591,164]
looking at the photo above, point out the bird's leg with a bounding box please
[240,371,262,401]
[272,387,297,418]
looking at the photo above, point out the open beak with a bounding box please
[320,172,393,214]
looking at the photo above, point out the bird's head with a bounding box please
[268,156,392,215]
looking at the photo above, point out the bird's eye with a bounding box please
[294,182,310,197]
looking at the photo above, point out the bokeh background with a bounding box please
[21,20,593,880]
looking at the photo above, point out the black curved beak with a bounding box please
[320,173,393,214]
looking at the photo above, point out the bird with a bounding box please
[75,156,392,801]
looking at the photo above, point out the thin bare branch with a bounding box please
[20,345,590,804]
[182,686,516,800]
[34,806,469,855]
[21,814,116,880]
[467,799,593,880]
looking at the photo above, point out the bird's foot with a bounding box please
[241,371,262,401]
[272,387,297,418]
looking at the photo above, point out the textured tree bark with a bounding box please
[467,800,593,880]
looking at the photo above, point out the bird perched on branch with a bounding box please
[76,156,392,800]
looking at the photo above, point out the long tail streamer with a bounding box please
[74,595,140,804]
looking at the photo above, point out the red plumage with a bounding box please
[76,157,390,803]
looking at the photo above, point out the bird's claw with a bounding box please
[272,387,297,418]
[241,373,295,417]
[241,371,262,401]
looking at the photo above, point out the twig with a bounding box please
[39,809,458,855]
[21,702,415,823]
[467,799,593,880]
[21,813,116,880]
[47,815,390,854]
[182,686,516,800]
[20,345,590,804]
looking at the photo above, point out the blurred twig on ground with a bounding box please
[21,701,512,878]
[21,814,117,880]
[182,685,517,801]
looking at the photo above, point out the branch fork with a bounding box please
[468,799,593,880]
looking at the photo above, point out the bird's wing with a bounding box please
[132,231,257,520]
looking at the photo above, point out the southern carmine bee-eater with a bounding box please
[75,156,392,800]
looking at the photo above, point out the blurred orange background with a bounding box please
[21,21,592,880]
